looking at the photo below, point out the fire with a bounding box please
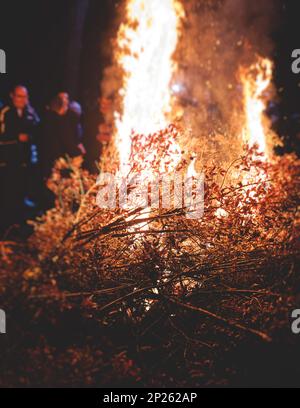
[187,157,197,179]
[115,0,185,175]
[240,57,273,158]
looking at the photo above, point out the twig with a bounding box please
[29,283,135,300]
[164,295,272,343]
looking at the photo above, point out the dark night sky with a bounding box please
[0,0,74,105]
[0,0,300,152]
[0,0,116,108]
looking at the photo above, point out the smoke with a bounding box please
[174,0,280,164]
[100,0,281,166]
[224,0,279,54]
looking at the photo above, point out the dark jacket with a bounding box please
[0,104,40,166]
[40,109,81,178]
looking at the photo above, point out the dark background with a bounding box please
[0,0,117,110]
[0,0,300,153]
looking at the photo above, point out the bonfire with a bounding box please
[0,0,299,388]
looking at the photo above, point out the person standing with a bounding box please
[40,92,83,179]
[39,92,84,210]
[0,85,39,231]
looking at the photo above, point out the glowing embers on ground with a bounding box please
[115,0,185,176]
[240,56,273,159]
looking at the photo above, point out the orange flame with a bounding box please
[115,0,184,175]
[187,157,197,179]
[240,57,273,158]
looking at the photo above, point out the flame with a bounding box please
[187,158,197,179]
[115,0,184,175]
[240,57,273,158]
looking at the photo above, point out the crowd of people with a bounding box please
[0,85,111,233]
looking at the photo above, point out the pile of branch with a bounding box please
[24,148,300,338]
[0,144,299,386]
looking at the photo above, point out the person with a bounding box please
[0,85,39,231]
[40,92,84,179]
[69,100,82,117]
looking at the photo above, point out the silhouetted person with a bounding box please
[40,93,83,179]
[0,85,39,231]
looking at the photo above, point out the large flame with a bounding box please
[115,0,184,175]
[240,57,273,158]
